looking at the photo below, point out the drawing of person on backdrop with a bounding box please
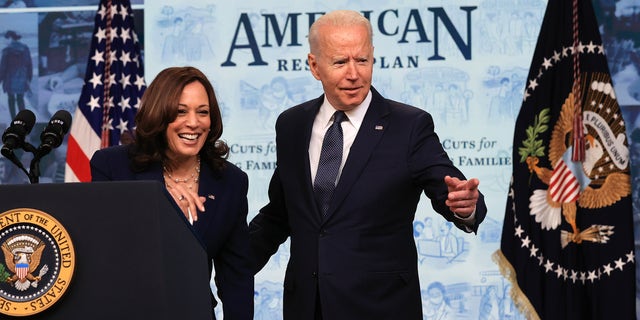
[402,82,427,109]
[432,83,448,123]
[446,83,465,123]
[269,76,293,113]
[0,30,33,120]
[438,221,459,258]
[500,284,525,320]
[254,287,283,320]
[184,21,213,61]
[423,216,436,240]
[423,281,454,320]
[478,285,501,320]
[489,77,512,120]
[162,17,186,61]
[259,84,277,129]
[413,220,426,239]
[259,77,293,129]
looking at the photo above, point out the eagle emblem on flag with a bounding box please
[494,0,636,317]
[521,72,630,249]
[2,234,49,291]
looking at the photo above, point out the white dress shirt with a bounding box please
[309,91,372,185]
[308,90,475,227]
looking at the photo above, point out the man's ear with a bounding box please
[308,53,321,81]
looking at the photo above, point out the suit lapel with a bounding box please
[193,164,222,238]
[324,88,390,222]
[297,98,323,222]
[197,164,221,206]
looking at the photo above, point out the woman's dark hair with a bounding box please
[131,66,228,172]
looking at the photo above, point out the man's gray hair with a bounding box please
[308,10,373,54]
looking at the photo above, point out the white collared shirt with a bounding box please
[309,91,372,184]
[308,90,476,229]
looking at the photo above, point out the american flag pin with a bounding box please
[374,125,384,131]
[208,195,216,200]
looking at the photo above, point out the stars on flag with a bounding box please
[66,0,146,182]
[523,41,607,102]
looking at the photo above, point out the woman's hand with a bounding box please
[165,182,206,224]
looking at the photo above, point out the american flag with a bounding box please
[65,0,146,182]
[494,0,635,318]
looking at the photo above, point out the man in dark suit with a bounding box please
[249,10,487,320]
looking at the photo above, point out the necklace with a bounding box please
[163,157,201,189]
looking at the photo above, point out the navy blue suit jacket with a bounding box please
[90,145,253,320]
[249,88,487,320]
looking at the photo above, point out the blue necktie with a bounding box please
[314,111,346,216]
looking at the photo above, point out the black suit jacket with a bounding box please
[90,145,254,320]
[250,88,487,320]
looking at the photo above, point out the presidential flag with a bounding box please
[493,0,636,319]
[65,0,146,182]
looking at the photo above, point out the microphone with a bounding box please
[1,109,36,157]
[38,110,72,156]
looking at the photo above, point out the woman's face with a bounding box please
[165,81,211,162]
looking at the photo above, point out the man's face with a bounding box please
[308,24,373,111]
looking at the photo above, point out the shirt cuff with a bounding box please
[453,208,476,221]
[453,208,476,232]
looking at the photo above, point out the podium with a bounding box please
[0,181,214,319]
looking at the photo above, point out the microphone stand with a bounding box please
[28,143,57,184]
[28,147,43,184]
[0,141,41,184]
[1,142,46,184]
[1,146,30,182]
[22,142,42,184]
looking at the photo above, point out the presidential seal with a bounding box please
[0,208,75,317]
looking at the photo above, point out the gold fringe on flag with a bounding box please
[492,250,541,320]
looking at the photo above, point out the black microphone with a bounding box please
[38,110,72,156]
[1,109,36,157]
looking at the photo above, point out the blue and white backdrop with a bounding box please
[0,1,638,319]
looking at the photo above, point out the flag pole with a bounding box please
[101,0,113,148]
[571,0,585,161]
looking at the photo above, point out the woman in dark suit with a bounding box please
[90,66,253,319]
